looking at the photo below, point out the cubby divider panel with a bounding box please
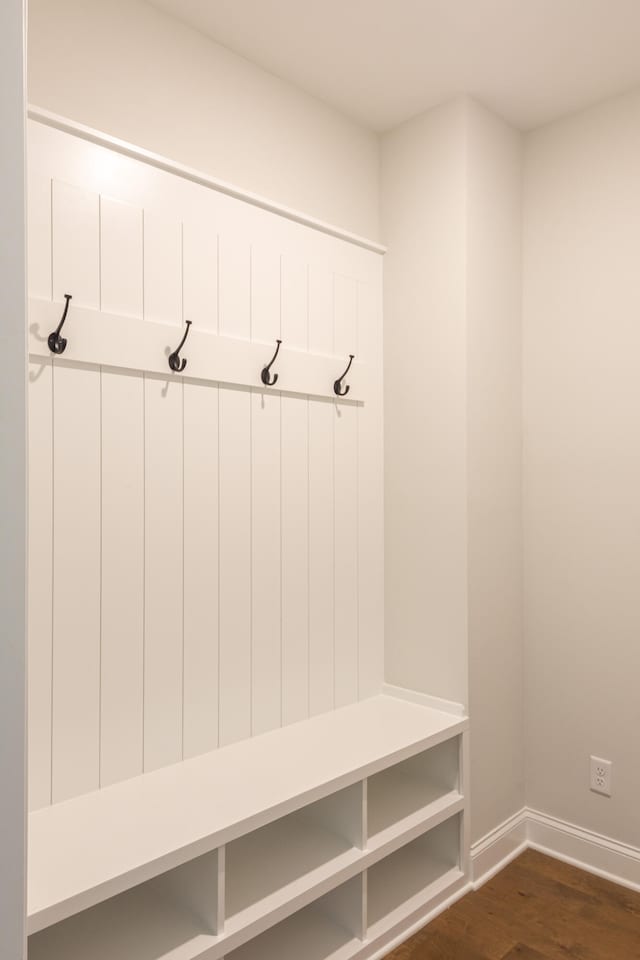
[28,850,221,960]
[224,783,364,934]
[367,737,460,843]
[366,814,462,939]
[226,875,365,960]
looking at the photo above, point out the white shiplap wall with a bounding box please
[27,119,384,810]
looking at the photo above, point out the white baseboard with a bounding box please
[470,809,528,888]
[471,806,640,893]
[527,808,640,893]
[351,808,640,958]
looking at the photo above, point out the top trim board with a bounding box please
[28,106,387,256]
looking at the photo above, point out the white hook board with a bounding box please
[29,298,369,403]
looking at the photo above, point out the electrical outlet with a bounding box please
[590,756,612,796]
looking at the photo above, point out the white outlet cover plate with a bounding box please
[590,755,612,796]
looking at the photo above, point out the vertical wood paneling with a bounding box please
[100,196,143,318]
[333,274,359,708]
[27,170,51,299]
[143,210,181,325]
[29,127,385,804]
[357,281,384,700]
[308,266,335,716]
[219,231,250,338]
[281,397,309,724]
[308,400,335,716]
[251,391,281,733]
[334,274,358,354]
[308,266,334,356]
[219,387,252,745]
[251,245,282,735]
[183,381,220,758]
[52,180,99,308]
[100,369,144,786]
[142,203,184,771]
[250,244,280,344]
[28,359,53,810]
[183,219,218,332]
[144,376,184,771]
[333,401,359,707]
[52,363,101,802]
[281,255,310,724]
[281,255,307,348]
[219,227,252,744]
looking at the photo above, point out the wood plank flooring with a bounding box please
[385,849,640,959]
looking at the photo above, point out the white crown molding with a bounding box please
[471,807,640,893]
[27,105,387,256]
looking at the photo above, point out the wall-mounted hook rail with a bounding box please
[261,339,282,386]
[333,354,355,397]
[48,294,72,355]
[168,320,192,372]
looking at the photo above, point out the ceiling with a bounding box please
[147,0,640,132]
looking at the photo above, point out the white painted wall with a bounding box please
[381,98,469,708]
[27,0,380,242]
[381,98,524,843]
[466,101,524,842]
[0,1,27,957]
[382,83,640,854]
[523,87,640,848]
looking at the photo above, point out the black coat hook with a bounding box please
[334,354,355,397]
[261,339,282,386]
[48,294,72,355]
[168,321,192,372]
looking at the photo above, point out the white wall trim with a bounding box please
[471,809,528,888]
[528,808,640,894]
[382,683,467,718]
[0,2,28,958]
[471,807,640,893]
[28,106,386,256]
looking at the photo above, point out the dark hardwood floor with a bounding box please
[385,849,640,959]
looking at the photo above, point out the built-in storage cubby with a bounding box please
[227,876,365,960]
[367,736,461,846]
[28,850,222,960]
[224,784,364,935]
[27,695,469,960]
[366,814,462,940]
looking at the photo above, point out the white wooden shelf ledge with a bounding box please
[28,694,467,937]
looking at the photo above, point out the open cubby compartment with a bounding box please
[366,813,462,939]
[366,734,461,844]
[226,874,365,960]
[224,782,365,936]
[28,849,223,960]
